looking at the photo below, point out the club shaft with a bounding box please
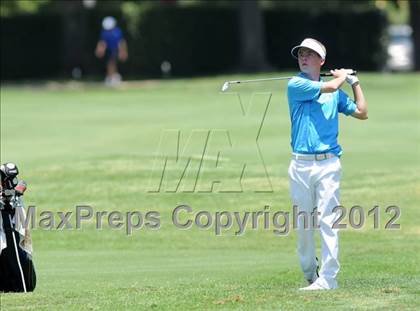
[227,71,357,85]
[228,77,291,84]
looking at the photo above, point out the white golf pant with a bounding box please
[288,156,341,289]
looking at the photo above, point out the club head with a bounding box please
[221,81,229,92]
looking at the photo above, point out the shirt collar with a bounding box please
[299,72,323,82]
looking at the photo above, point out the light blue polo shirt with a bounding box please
[287,72,357,156]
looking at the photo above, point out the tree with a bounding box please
[0,0,50,17]
[55,0,87,74]
[237,0,270,71]
[409,0,420,70]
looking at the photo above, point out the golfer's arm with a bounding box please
[321,76,346,93]
[95,41,106,58]
[96,40,106,50]
[351,83,368,120]
[119,39,128,52]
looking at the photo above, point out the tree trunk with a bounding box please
[409,0,420,71]
[58,0,86,75]
[238,0,270,72]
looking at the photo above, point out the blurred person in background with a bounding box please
[95,16,128,86]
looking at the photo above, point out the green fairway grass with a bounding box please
[1,73,419,310]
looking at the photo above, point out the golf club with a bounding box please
[221,70,357,92]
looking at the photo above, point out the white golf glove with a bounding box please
[345,70,359,86]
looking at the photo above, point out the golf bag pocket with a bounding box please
[0,210,37,292]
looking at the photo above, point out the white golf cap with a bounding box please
[102,16,116,30]
[291,38,326,60]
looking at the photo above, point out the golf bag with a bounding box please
[0,163,36,293]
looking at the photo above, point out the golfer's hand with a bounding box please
[330,69,349,79]
[95,41,106,58]
[119,49,128,62]
[345,69,359,86]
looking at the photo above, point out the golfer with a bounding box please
[95,16,128,86]
[287,38,367,290]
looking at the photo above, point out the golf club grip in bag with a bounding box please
[0,207,37,293]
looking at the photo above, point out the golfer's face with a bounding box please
[298,48,322,72]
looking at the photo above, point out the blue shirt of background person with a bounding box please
[100,27,124,58]
[287,72,357,156]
